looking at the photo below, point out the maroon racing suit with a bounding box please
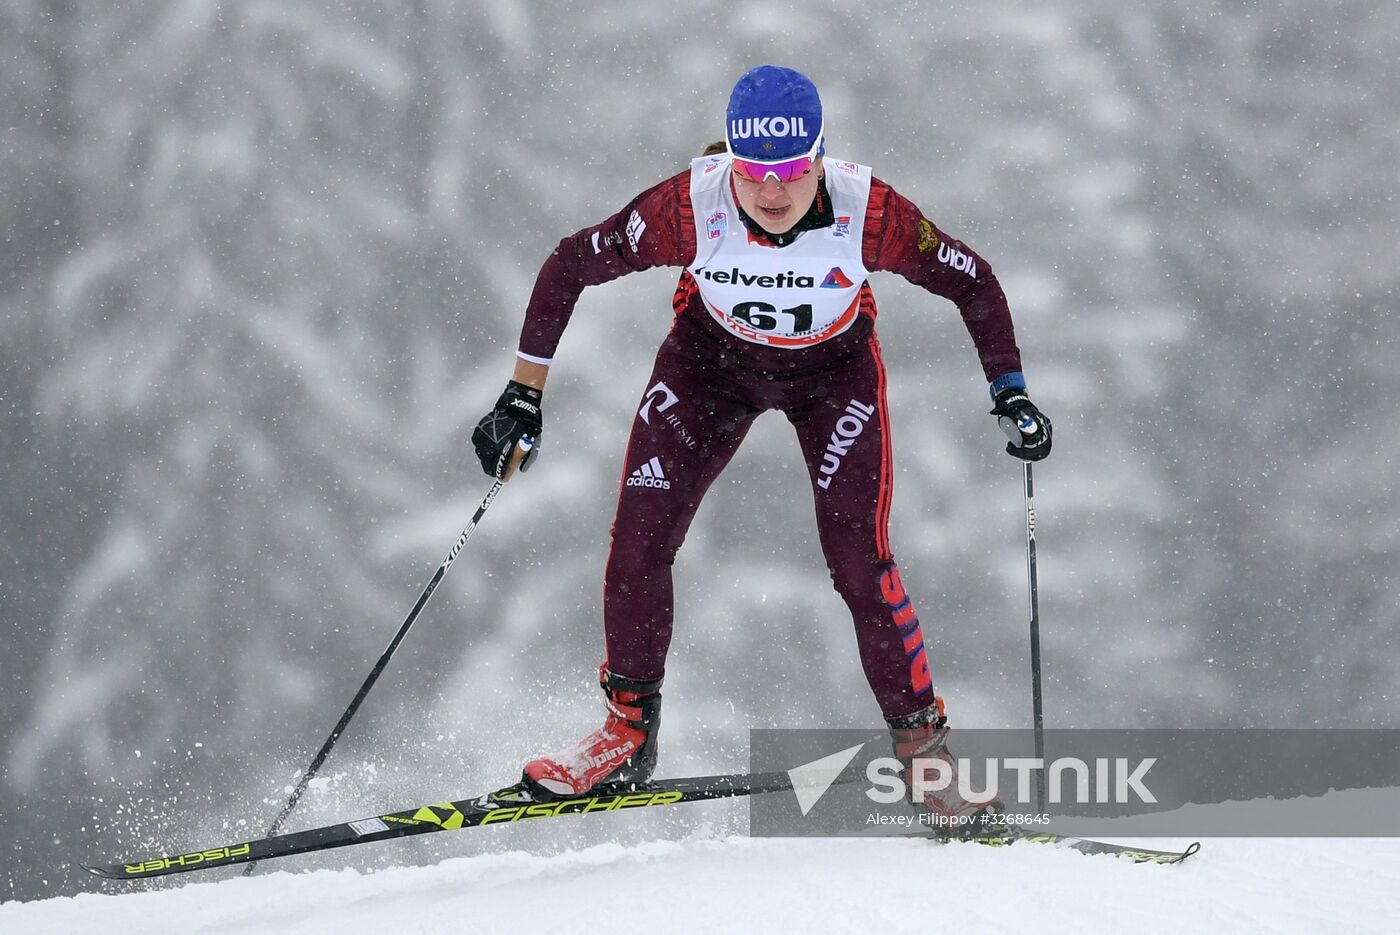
[517,168,1022,720]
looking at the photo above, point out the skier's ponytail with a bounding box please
[701,140,727,156]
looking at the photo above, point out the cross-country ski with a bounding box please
[82,772,1199,881]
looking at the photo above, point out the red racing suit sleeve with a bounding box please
[862,177,1023,384]
[517,171,696,362]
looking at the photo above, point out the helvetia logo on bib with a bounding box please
[699,267,815,288]
[820,267,854,289]
[627,456,672,490]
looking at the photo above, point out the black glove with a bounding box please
[472,380,542,478]
[991,388,1052,462]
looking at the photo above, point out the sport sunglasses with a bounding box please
[729,133,825,184]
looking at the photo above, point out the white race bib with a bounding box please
[686,156,873,348]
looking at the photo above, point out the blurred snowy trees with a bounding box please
[1,0,1395,901]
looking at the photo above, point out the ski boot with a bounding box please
[522,665,662,800]
[887,702,1007,840]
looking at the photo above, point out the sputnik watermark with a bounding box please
[782,747,1158,822]
[863,811,1045,830]
[865,756,1158,806]
[753,728,1400,838]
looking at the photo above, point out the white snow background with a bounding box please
[5,833,1400,935]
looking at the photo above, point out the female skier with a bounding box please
[471,65,1051,819]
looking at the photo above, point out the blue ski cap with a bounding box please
[725,65,825,163]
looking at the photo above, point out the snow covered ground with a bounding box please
[6,835,1400,934]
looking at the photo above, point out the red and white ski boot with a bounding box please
[522,666,662,800]
[887,703,1005,837]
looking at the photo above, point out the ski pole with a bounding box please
[244,438,533,874]
[1021,460,1047,814]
